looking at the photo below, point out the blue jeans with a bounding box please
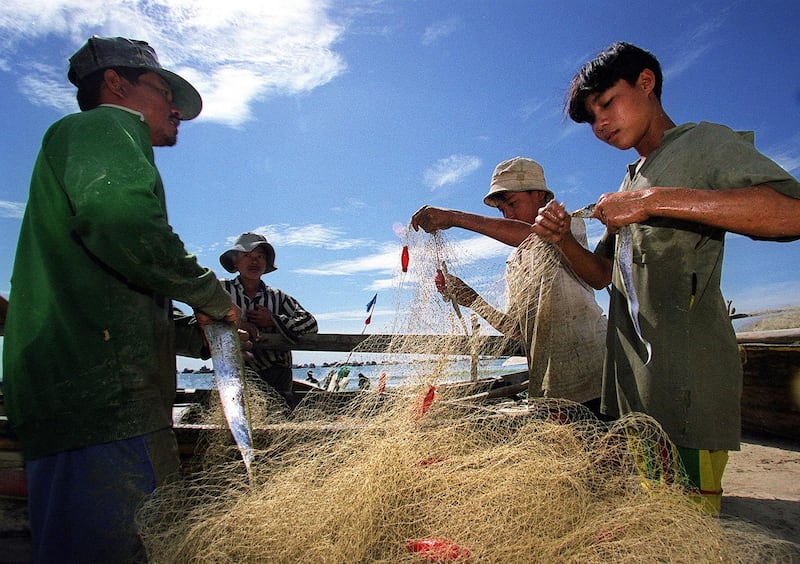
[26,428,179,563]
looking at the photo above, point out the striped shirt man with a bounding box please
[222,277,318,371]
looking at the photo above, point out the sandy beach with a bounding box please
[720,431,800,554]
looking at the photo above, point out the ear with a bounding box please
[637,69,656,95]
[102,69,127,99]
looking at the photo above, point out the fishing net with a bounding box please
[138,230,796,562]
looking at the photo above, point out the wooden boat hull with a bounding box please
[739,343,800,439]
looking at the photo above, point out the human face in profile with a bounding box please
[583,69,663,157]
[495,190,549,223]
[124,72,183,147]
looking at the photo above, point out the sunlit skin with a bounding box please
[584,69,674,158]
[99,69,183,147]
[411,190,549,322]
[232,247,275,339]
[530,71,670,288]
[493,191,549,223]
[410,190,548,246]
[532,70,800,290]
[102,70,242,325]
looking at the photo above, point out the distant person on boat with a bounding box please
[220,232,318,407]
[411,157,607,412]
[533,42,800,514]
[320,368,337,391]
[332,364,351,391]
[306,370,319,385]
[2,36,242,562]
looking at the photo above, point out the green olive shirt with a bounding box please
[3,107,233,459]
[596,121,800,451]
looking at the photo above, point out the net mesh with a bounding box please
[139,230,798,562]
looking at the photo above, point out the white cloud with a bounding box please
[663,11,728,81]
[294,233,508,280]
[0,200,26,218]
[766,143,800,176]
[315,307,389,322]
[0,0,347,127]
[421,16,460,46]
[17,62,78,114]
[517,99,546,122]
[245,224,372,251]
[423,154,481,189]
[214,224,373,253]
[295,242,398,276]
[450,235,510,264]
[331,198,368,214]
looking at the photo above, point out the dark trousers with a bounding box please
[26,428,179,563]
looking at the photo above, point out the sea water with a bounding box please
[177,357,526,391]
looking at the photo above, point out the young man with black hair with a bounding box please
[534,42,800,513]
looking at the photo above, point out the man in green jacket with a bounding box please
[2,36,240,561]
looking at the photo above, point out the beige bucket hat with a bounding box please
[483,157,554,207]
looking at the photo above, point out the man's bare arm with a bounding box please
[411,205,533,247]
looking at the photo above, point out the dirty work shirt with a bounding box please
[3,106,232,460]
[596,121,800,451]
[471,219,606,403]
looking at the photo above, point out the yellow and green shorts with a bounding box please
[625,428,728,515]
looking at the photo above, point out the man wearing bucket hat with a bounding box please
[220,232,318,407]
[3,36,240,561]
[411,157,607,411]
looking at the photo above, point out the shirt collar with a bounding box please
[232,276,268,295]
[99,104,146,122]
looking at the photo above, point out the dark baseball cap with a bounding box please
[68,36,202,120]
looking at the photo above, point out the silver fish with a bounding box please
[571,203,596,219]
[202,322,254,477]
[572,203,652,364]
[617,226,652,365]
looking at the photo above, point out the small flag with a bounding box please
[365,293,378,325]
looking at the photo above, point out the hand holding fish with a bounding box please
[195,306,254,360]
[532,200,572,244]
[594,190,654,233]
[237,328,255,360]
[592,192,653,364]
[195,303,242,327]
[239,320,260,340]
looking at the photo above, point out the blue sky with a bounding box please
[1,0,799,371]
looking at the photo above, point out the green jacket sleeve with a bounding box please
[49,108,231,318]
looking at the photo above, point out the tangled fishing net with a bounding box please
[139,230,794,562]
